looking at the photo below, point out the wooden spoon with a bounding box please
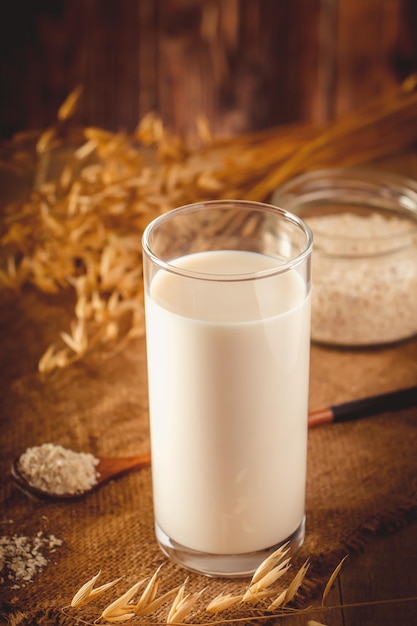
[11,451,151,501]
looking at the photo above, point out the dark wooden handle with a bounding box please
[308,385,417,428]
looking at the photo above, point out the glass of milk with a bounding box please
[142,200,313,578]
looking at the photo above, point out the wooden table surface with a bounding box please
[271,524,417,625]
[273,480,417,626]
[1,148,417,626]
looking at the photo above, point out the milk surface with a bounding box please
[145,250,311,555]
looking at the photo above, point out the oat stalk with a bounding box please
[65,553,355,625]
[2,83,417,372]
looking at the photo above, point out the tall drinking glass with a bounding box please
[142,200,312,578]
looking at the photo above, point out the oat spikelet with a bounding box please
[265,559,310,612]
[0,256,20,288]
[166,581,186,621]
[284,559,310,604]
[70,570,122,608]
[36,127,56,154]
[100,580,144,622]
[60,319,88,355]
[206,593,243,613]
[249,543,291,586]
[74,138,98,161]
[0,267,16,288]
[321,555,348,605]
[135,111,164,146]
[243,557,291,601]
[196,114,212,144]
[402,72,417,93]
[139,583,185,616]
[197,171,224,191]
[266,588,287,611]
[38,345,77,373]
[166,581,205,624]
[58,85,84,121]
[70,570,101,607]
[38,345,58,373]
[133,565,162,614]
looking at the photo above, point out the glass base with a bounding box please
[155,516,305,578]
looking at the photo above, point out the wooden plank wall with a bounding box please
[0,0,416,141]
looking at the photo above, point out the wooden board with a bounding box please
[1,0,417,140]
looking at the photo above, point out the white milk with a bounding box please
[145,250,311,555]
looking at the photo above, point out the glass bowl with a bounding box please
[271,168,417,348]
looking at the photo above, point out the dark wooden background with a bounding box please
[1,0,417,141]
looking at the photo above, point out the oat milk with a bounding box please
[145,249,311,555]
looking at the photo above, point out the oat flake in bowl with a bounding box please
[272,168,417,347]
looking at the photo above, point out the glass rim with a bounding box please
[142,199,313,282]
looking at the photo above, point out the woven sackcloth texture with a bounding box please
[1,286,417,625]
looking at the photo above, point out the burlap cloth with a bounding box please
[1,283,417,625]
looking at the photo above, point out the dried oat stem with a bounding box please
[64,562,417,626]
[2,83,417,372]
